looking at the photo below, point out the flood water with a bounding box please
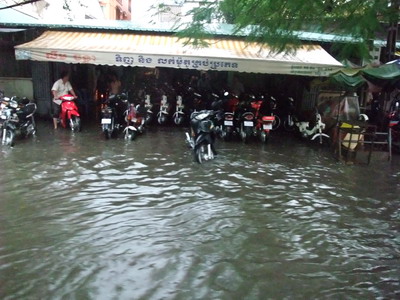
[0,120,399,299]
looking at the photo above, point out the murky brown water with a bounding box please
[0,120,399,299]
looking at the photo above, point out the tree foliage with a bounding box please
[174,0,399,60]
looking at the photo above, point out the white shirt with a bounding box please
[52,79,73,101]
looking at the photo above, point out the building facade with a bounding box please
[100,0,131,20]
[131,0,215,25]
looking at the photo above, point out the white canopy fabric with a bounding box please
[15,30,343,76]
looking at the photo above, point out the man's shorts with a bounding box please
[52,101,61,118]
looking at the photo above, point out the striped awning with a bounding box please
[15,30,343,76]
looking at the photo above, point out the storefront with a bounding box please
[13,30,344,119]
[15,30,343,75]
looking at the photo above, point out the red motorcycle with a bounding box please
[220,92,239,141]
[59,94,81,132]
[124,103,145,140]
[251,97,275,143]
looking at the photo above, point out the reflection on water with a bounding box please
[0,121,399,299]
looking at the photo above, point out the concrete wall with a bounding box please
[0,77,33,99]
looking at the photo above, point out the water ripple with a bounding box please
[0,123,399,299]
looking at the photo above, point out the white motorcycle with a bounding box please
[157,95,169,125]
[173,95,185,125]
[295,108,329,144]
[143,94,154,125]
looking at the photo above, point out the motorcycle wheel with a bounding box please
[71,116,81,132]
[145,115,153,125]
[272,115,281,131]
[104,130,111,140]
[283,118,295,132]
[222,129,231,142]
[260,131,269,143]
[195,144,207,164]
[175,117,183,125]
[240,130,248,143]
[125,129,137,141]
[3,129,15,146]
[243,127,253,144]
[312,134,330,146]
[158,115,166,125]
[27,123,36,137]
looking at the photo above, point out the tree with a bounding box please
[174,0,399,61]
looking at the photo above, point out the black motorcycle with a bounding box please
[283,97,296,132]
[220,91,239,141]
[237,100,256,143]
[101,93,128,139]
[186,110,218,164]
[1,97,36,147]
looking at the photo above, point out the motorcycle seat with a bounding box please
[18,103,36,118]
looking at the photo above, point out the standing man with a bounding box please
[108,74,121,96]
[51,71,77,129]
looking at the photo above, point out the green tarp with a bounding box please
[331,72,365,88]
[331,59,400,88]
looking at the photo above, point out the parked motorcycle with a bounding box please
[187,89,208,115]
[295,108,330,144]
[283,97,296,131]
[185,110,217,164]
[59,94,81,132]
[0,96,9,131]
[220,92,239,141]
[269,96,281,131]
[101,93,128,139]
[123,103,145,140]
[143,94,154,125]
[1,97,36,146]
[238,104,255,143]
[157,95,170,125]
[173,95,185,125]
[251,97,275,143]
[209,92,224,136]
